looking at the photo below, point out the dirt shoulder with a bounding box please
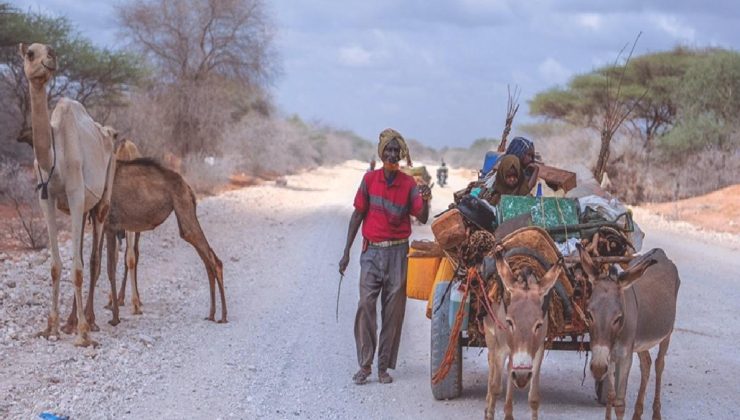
[639,184,740,235]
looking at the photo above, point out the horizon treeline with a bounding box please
[1,2,738,203]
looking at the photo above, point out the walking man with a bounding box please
[339,128,431,385]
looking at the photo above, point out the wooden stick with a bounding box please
[564,255,635,264]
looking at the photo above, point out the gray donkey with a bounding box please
[579,245,680,420]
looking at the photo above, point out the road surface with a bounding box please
[1,161,738,419]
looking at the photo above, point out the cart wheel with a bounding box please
[430,281,462,400]
[595,378,608,405]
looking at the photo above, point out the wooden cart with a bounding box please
[425,196,637,402]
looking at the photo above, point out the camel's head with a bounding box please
[95,122,119,141]
[19,43,57,84]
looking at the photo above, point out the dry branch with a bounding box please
[497,85,520,153]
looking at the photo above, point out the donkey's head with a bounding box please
[577,245,657,381]
[494,249,562,389]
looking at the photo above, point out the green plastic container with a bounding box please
[497,195,580,240]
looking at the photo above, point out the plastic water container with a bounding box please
[448,281,470,331]
[481,151,502,177]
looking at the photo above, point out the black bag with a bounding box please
[456,195,497,232]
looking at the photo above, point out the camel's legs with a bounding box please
[37,195,62,339]
[175,204,226,323]
[105,230,121,326]
[117,254,128,305]
[128,231,142,315]
[106,232,128,308]
[68,197,95,347]
[62,211,87,336]
[633,351,652,420]
[83,213,104,332]
[652,337,671,420]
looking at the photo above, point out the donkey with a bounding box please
[579,246,680,420]
[483,249,563,420]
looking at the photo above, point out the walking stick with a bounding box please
[336,273,344,323]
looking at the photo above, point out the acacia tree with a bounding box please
[529,47,705,149]
[661,51,740,187]
[117,0,278,157]
[0,3,142,145]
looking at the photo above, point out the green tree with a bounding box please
[661,50,740,159]
[0,3,143,144]
[529,47,706,149]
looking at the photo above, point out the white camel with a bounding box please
[20,43,116,347]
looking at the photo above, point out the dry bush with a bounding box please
[525,125,600,170]
[181,153,236,195]
[222,114,371,177]
[107,90,172,159]
[0,160,47,249]
[609,143,740,203]
[223,113,314,175]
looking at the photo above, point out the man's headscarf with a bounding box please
[378,128,412,167]
[506,136,534,161]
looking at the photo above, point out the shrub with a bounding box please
[0,160,47,249]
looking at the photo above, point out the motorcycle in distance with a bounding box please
[436,161,448,187]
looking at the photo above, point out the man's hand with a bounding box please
[339,253,350,275]
[418,184,432,201]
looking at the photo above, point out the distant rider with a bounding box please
[436,161,448,187]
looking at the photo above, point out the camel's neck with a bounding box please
[28,82,54,172]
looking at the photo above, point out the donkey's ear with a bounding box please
[494,248,517,292]
[19,43,28,58]
[617,257,657,290]
[576,243,599,281]
[539,260,563,298]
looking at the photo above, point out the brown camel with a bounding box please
[20,43,116,347]
[107,138,144,313]
[64,157,226,330]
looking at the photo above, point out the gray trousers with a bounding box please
[354,243,408,371]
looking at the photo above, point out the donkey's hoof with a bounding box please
[217,318,228,324]
[108,318,120,327]
[88,322,100,332]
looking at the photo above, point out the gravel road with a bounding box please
[1,161,738,419]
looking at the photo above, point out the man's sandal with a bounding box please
[378,370,393,384]
[353,368,371,385]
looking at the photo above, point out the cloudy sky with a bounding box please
[10,0,740,148]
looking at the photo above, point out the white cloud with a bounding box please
[538,57,571,85]
[576,13,603,30]
[650,14,696,41]
[338,45,373,67]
